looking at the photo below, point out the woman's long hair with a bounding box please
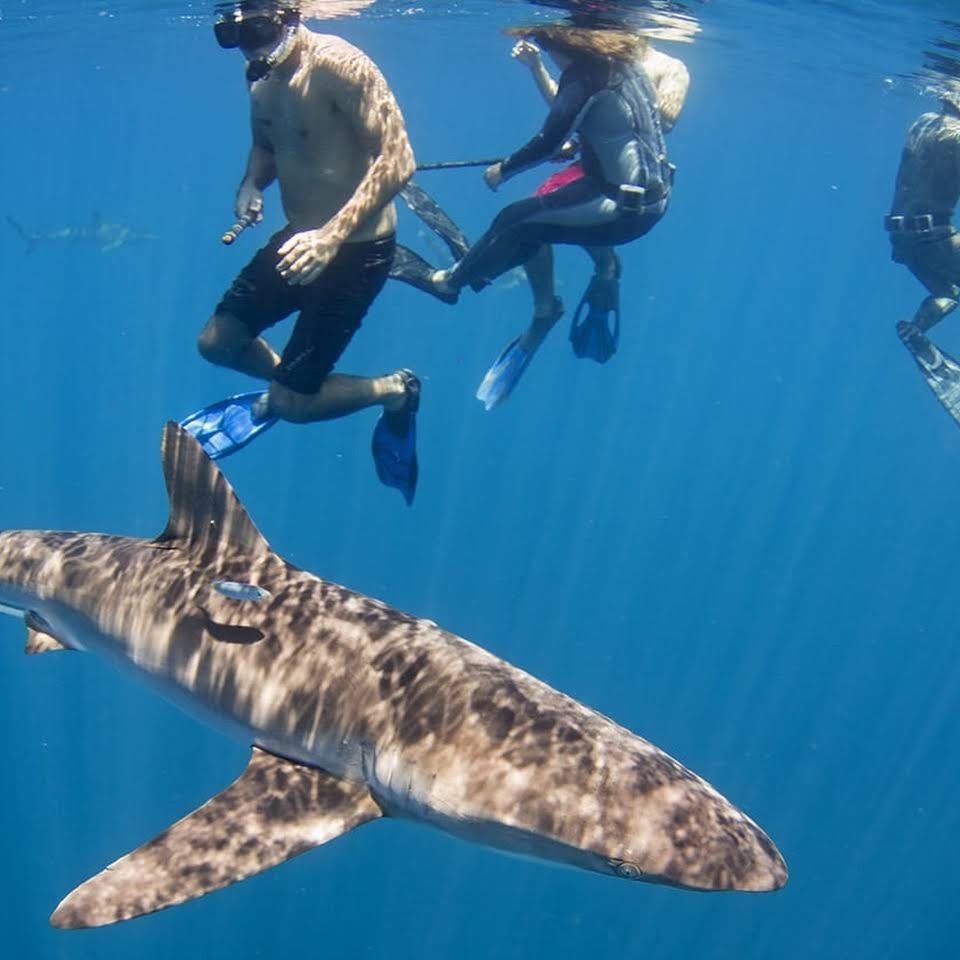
[504,24,645,65]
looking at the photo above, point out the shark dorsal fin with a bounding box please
[157,422,271,558]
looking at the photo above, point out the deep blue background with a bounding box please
[1,1,958,957]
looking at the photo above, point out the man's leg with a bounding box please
[197,312,281,380]
[197,226,297,381]
[261,235,406,425]
[901,235,960,332]
[896,239,960,426]
[266,370,412,424]
[182,310,284,459]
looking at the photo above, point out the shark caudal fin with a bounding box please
[50,748,384,929]
[157,421,271,559]
[5,216,36,253]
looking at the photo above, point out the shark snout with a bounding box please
[599,777,788,893]
[646,795,788,893]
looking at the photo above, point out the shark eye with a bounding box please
[614,861,642,880]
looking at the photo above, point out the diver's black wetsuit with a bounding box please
[887,100,960,330]
[448,56,672,290]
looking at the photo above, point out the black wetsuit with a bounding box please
[448,56,672,290]
[887,104,960,326]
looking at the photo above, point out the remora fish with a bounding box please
[6,215,158,253]
[0,425,786,929]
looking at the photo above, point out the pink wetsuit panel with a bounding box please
[534,162,585,197]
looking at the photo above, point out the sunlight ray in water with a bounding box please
[0,1,958,958]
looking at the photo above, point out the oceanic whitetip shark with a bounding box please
[5,215,158,253]
[0,424,787,929]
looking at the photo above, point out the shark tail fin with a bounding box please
[157,421,271,559]
[5,216,36,254]
[50,747,384,929]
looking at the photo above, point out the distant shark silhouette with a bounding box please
[0,425,786,929]
[6,214,158,253]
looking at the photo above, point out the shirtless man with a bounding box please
[887,84,960,426]
[182,1,419,503]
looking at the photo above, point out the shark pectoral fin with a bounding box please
[50,747,383,930]
[25,628,70,655]
[24,611,72,655]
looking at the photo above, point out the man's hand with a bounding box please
[484,163,504,192]
[511,39,542,69]
[235,181,264,225]
[276,228,342,286]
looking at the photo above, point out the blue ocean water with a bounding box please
[1,0,959,955]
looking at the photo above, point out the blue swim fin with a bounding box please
[179,391,277,460]
[476,337,534,411]
[372,370,420,505]
[897,320,960,427]
[570,266,621,364]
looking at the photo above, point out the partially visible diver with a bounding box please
[393,22,675,411]
[511,27,688,370]
[179,1,420,504]
[888,83,960,426]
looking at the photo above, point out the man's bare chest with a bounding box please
[251,84,355,155]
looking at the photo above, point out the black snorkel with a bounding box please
[245,21,298,82]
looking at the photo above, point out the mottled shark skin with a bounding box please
[0,425,787,929]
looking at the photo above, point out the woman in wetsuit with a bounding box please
[429,23,674,408]
[514,31,689,369]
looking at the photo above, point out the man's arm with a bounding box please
[278,41,414,284]
[235,129,277,224]
[242,142,277,192]
[314,44,414,245]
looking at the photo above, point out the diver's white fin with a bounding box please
[50,747,383,929]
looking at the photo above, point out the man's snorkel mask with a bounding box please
[214,2,301,82]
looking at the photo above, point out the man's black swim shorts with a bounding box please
[216,227,396,394]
